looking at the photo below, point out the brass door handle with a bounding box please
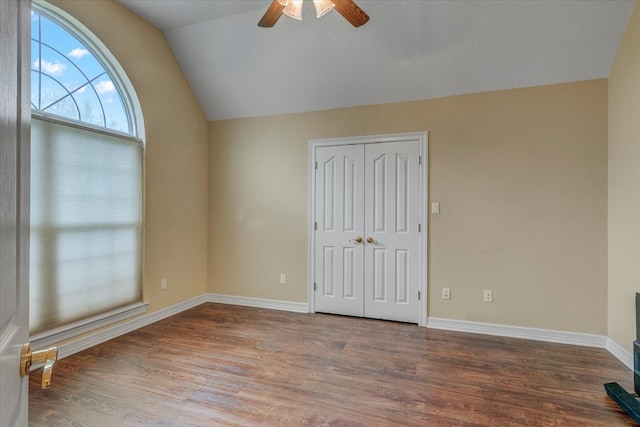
[20,343,58,389]
[366,237,375,244]
[349,236,363,243]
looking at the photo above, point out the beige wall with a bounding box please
[50,0,209,312]
[209,80,608,335]
[609,2,640,353]
[47,0,613,339]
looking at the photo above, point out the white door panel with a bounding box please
[314,145,365,316]
[364,141,420,323]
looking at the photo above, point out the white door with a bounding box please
[1,0,31,425]
[363,141,420,323]
[314,138,422,323]
[314,144,365,317]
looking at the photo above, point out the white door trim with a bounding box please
[308,132,428,326]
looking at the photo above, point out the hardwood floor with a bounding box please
[30,303,635,426]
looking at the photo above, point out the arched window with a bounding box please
[31,5,135,135]
[29,1,146,340]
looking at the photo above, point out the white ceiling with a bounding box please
[118,0,634,121]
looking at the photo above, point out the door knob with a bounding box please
[349,236,363,243]
[20,343,58,389]
[366,237,375,244]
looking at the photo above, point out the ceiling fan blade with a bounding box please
[258,0,285,28]
[332,0,370,27]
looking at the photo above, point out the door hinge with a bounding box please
[419,155,422,165]
[315,161,318,170]
[418,223,421,232]
[314,222,317,230]
[314,282,317,291]
[418,291,421,300]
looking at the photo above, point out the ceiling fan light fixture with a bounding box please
[313,0,335,18]
[258,0,369,28]
[283,0,303,20]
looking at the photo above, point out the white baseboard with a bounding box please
[206,293,309,313]
[57,294,208,359]
[55,294,303,360]
[52,293,632,374]
[427,318,638,371]
[427,317,608,348]
[606,337,633,370]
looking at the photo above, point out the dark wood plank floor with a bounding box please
[30,303,635,426]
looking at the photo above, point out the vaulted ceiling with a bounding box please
[118,0,634,121]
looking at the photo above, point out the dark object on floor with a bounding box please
[603,292,640,424]
[604,382,640,424]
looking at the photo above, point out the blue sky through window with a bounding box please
[31,10,131,134]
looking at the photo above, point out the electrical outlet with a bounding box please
[483,290,493,303]
[442,287,451,300]
[161,278,167,290]
[280,274,286,285]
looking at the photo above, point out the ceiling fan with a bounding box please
[258,0,370,28]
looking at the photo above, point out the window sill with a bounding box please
[30,302,149,349]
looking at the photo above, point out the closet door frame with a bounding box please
[308,132,428,327]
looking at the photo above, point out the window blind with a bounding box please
[30,117,142,334]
